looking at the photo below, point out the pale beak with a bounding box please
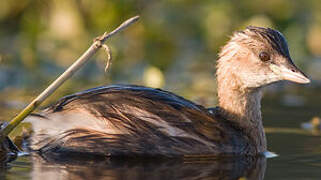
[270,63,310,84]
[281,66,310,84]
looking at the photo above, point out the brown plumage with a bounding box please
[26,26,310,158]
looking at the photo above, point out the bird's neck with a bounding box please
[217,83,266,153]
[216,44,267,153]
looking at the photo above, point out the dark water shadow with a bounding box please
[29,153,267,180]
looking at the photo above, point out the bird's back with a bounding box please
[27,85,253,158]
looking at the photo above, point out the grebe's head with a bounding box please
[217,26,310,90]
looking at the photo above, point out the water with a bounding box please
[0,89,320,180]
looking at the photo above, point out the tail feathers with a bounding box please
[31,128,133,157]
[37,129,114,155]
[25,113,63,142]
[24,113,48,124]
[26,109,110,149]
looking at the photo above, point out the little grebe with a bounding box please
[27,26,310,158]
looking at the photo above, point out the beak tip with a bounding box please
[302,78,311,84]
[291,75,311,84]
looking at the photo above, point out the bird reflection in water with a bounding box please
[30,154,266,180]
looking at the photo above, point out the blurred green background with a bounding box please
[0,0,320,119]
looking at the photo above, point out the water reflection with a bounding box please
[29,154,266,180]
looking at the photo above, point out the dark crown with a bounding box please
[242,26,290,57]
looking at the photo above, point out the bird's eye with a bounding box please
[259,52,270,62]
